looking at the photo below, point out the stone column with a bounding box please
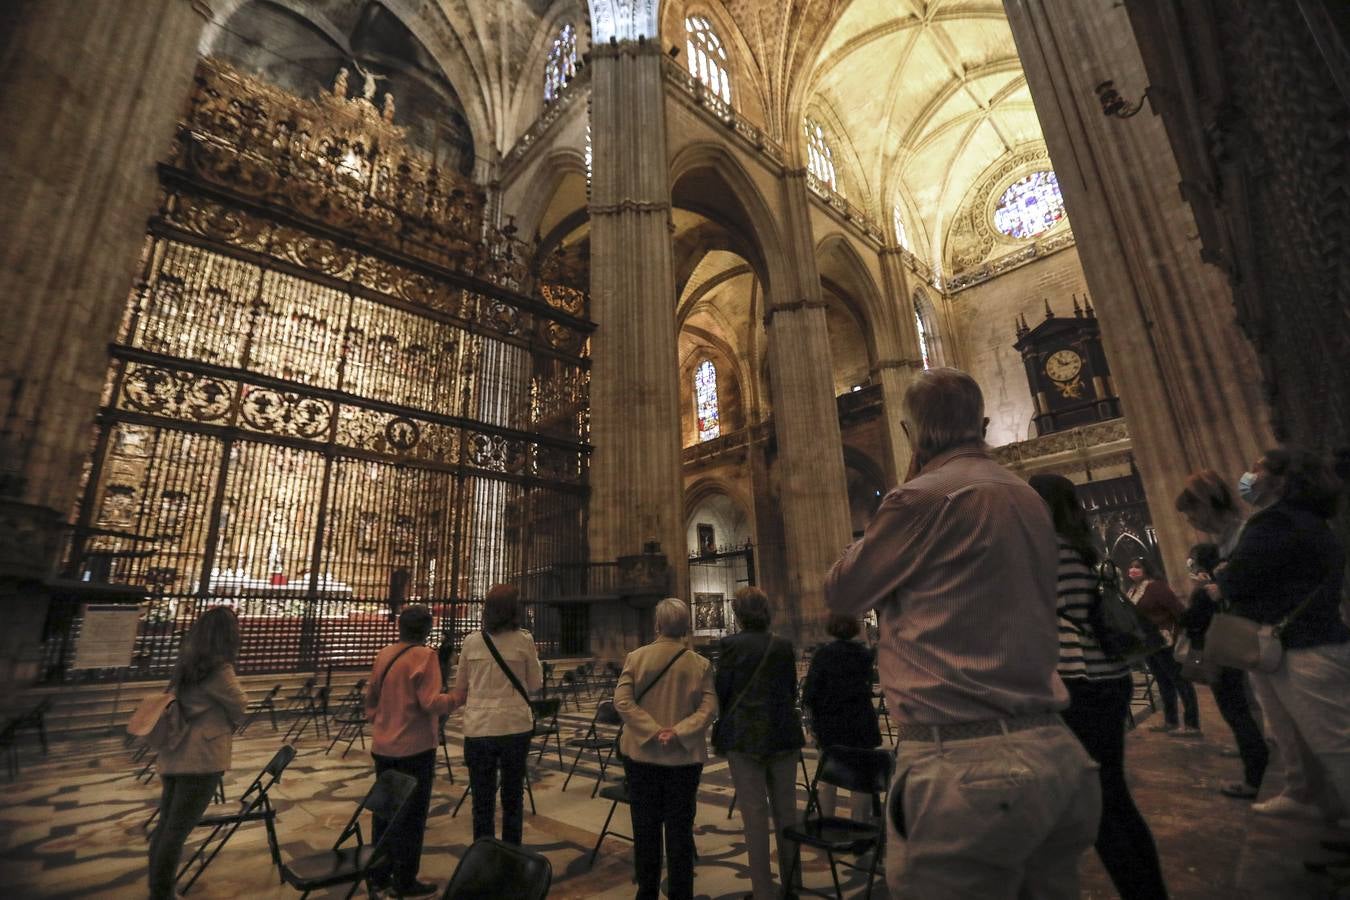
[873,247,926,484]
[587,39,686,605]
[0,0,211,682]
[1002,0,1274,580]
[764,172,854,641]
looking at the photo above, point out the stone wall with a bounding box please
[947,245,1090,447]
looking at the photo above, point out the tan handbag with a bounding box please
[1203,589,1321,674]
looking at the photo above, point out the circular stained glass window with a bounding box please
[992,170,1066,239]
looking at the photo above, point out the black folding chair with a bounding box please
[177,744,296,893]
[587,779,633,868]
[561,700,622,795]
[236,684,282,735]
[439,721,457,785]
[284,686,330,743]
[529,699,565,770]
[557,671,585,712]
[442,838,552,900]
[782,745,892,900]
[451,756,538,817]
[278,768,417,899]
[284,678,317,715]
[325,680,369,757]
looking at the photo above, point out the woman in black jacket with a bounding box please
[1215,446,1350,825]
[713,587,804,900]
[801,613,881,819]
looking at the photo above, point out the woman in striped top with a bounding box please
[1031,474,1168,900]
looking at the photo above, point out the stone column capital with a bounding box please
[762,299,828,327]
[588,199,672,216]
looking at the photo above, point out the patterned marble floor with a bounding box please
[0,687,1344,898]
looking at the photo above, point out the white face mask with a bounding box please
[1237,471,1261,504]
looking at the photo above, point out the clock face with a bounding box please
[1044,349,1083,383]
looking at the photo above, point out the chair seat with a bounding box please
[281,845,381,889]
[567,738,611,750]
[597,782,630,804]
[784,816,881,853]
[197,807,273,827]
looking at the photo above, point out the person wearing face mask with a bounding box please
[1212,448,1350,824]
[1126,557,1202,736]
[1175,472,1270,801]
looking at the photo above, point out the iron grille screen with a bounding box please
[56,60,592,680]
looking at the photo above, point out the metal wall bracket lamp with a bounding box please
[1095,80,1150,117]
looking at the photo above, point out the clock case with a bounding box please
[1014,296,1122,436]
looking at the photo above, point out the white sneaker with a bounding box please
[1251,795,1322,819]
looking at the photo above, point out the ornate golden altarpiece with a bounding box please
[52,60,593,679]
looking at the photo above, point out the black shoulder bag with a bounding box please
[368,642,420,708]
[481,630,538,724]
[615,647,689,762]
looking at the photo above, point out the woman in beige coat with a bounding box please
[147,606,248,899]
[614,598,717,900]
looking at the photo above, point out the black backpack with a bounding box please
[1082,561,1168,663]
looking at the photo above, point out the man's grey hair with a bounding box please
[903,367,985,461]
[654,597,691,638]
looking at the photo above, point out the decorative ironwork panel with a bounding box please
[60,59,592,683]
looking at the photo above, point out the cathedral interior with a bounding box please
[0,0,1347,897]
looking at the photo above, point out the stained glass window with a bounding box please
[544,23,577,103]
[913,296,932,370]
[992,170,1066,239]
[685,15,732,104]
[892,207,909,250]
[695,359,720,441]
[805,119,838,192]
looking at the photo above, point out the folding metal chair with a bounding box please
[283,686,330,743]
[278,769,416,899]
[783,746,892,900]
[561,699,621,795]
[237,684,282,735]
[176,744,296,893]
[529,699,565,770]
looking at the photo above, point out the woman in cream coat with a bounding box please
[147,606,249,899]
[614,597,717,900]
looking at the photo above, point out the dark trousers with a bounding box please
[624,759,702,900]
[147,772,221,900]
[1147,649,1200,728]
[372,748,437,889]
[1211,665,1269,788]
[464,731,532,845]
[1061,677,1168,900]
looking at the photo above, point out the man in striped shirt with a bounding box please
[825,367,1101,899]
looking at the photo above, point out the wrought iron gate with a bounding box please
[49,60,592,681]
[687,546,756,638]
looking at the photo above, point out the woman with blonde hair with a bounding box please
[147,606,248,899]
[614,598,717,900]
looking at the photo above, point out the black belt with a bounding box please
[894,713,1063,743]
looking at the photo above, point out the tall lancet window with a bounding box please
[695,359,720,441]
[544,23,577,103]
[685,15,732,104]
[913,292,935,370]
[805,119,838,192]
